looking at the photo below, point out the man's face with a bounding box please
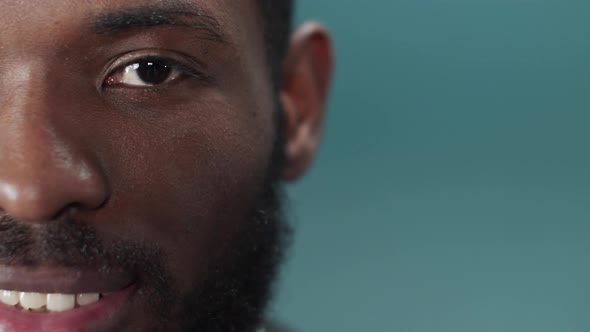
[0,0,315,331]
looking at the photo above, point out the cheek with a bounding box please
[97,95,274,289]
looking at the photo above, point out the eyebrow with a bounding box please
[90,2,226,43]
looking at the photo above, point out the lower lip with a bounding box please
[0,284,136,332]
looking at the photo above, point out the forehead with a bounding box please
[0,0,263,52]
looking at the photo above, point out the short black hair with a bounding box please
[257,0,294,87]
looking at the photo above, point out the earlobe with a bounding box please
[280,22,334,182]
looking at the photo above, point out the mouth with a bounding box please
[2,290,112,312]
[0,266,136,332]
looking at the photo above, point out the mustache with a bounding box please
[0,214,180,318]
[0,214,110,267]
[0,214,161,272]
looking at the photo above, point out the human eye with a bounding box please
[103,53,206,89]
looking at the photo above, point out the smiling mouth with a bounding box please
[0,266,136,331]
[0,290,109,312]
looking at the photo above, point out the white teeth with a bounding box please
[76,293,100,306]
[46,293,75,312]
[19,292,46,310]
[0,290,19,306]
[0,290,104,312]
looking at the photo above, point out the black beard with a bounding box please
[170,180,290,332]
[0,180,290,332]
[0,169,291,332]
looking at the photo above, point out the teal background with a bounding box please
[271,1,590,332]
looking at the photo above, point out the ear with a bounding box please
[280,22,334,181]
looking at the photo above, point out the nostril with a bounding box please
[0,165,110,223]
[0,187,104,223]
[50,200,108,222]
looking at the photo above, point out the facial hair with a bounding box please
[0,176,290,332]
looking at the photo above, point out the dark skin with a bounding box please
[0,0,332,331]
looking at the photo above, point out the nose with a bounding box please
[0,80,109,222]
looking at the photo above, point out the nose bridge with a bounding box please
[0,68,108,221]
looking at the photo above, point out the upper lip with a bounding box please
[0,265,134,294]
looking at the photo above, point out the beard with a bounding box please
[0,177,290,332]
[173,182,290,332]
[0,121,291,332]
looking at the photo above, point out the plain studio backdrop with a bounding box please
[270,0,590,331]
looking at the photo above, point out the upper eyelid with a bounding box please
[104,50,206,78]
[112,56,194,76]
[115,58,188,76]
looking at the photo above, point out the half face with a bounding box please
[0,0,285,331]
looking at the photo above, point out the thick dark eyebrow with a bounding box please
[90,2,226,43]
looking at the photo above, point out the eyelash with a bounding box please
[103,54,207,89]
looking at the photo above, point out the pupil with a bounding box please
[137,60,172,85]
